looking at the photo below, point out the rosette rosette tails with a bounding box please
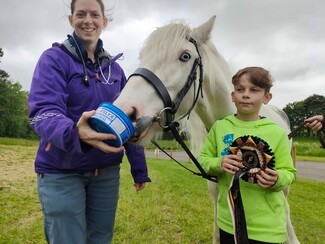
[227,135,275,244]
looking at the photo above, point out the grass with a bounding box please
[146,138,325,162]
[288,178,325,244]
[2,136,323,159]
[0,137,39,147]
[0,144,44,243]
[0,139,324,243]
[293,137,325,159]
[115,158,214,243]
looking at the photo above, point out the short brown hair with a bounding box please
[232,67,273,93]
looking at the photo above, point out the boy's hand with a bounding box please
[256,167,278,188]
[222,155,244,175]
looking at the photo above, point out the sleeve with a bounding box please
[198,122,223,176]
[124,143,151,183]
[28,48,83,154]
[270,129,296,192]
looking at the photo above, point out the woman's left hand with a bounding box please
[134,182,146,192]
[256,168,278,189]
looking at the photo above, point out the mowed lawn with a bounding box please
[0,143,324,243]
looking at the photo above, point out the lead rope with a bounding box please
[151,121,218,183]
[228,170,249,244]
[288,121,325,148]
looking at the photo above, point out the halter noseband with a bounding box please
[128,37,203,128]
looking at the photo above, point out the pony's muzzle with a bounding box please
[132,116,154,140]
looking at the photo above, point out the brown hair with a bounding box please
[70,0,105,16]
[232,67,273,93]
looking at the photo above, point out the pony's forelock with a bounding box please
[140,20,192,62]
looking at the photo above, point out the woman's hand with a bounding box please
[304,115,323,131]
[77,110,124,153]
[134,182,146,192]
[256,168,278,188]
[221,154,244,175]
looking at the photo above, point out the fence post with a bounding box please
[291,144,296,167]
[155,148,159,159]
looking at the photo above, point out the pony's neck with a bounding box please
[187,84,235,156]
[195,44,236,129]
[196,92,235,130]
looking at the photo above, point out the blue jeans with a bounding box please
[37,165,120,244]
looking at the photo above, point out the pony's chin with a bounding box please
[129,125,163,146]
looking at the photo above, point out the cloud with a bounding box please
[0,0,324,109]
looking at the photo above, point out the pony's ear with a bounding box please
[191,15,216,44]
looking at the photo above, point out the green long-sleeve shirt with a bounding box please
[198,114,296,243]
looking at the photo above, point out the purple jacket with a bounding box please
[28,34,150,183]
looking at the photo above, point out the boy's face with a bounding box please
[231,75,272,119]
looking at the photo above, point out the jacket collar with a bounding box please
[67,32,105,62]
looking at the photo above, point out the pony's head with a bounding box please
[114,16,233,145]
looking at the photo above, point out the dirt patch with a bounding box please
[0,145,37,190]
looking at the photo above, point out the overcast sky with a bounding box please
[0,0,324,109]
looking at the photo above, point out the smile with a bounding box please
[82,28,95,32]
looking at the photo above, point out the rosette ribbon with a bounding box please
[227,135,275,244]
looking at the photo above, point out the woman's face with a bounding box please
[69,0,107,46]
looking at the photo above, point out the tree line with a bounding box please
[0,48,324,140]
[0,49,37,139]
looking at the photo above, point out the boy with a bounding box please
[198,67,296,244]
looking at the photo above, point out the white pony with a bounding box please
[114,16,299,244]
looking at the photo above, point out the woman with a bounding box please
[28,0,150,243]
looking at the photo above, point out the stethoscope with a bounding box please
[71,35,112,87]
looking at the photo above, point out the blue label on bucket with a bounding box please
[95,107,127,134]
[88,102,134,147]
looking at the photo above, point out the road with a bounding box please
[145,150,325,182]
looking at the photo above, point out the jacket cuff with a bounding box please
[133,175,152,183]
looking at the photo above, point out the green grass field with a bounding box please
[0,138,324,243]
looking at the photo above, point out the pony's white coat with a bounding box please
[114,16,299,244]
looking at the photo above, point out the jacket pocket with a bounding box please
[265,190,286,214]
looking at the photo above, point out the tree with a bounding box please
[0,48,37,139]
[283,94,325,138]
[0,48,9,80]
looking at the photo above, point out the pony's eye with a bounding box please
[179,52,191,62]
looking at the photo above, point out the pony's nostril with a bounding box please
[128,108,137,123]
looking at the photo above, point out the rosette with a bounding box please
[228,135,275,183]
